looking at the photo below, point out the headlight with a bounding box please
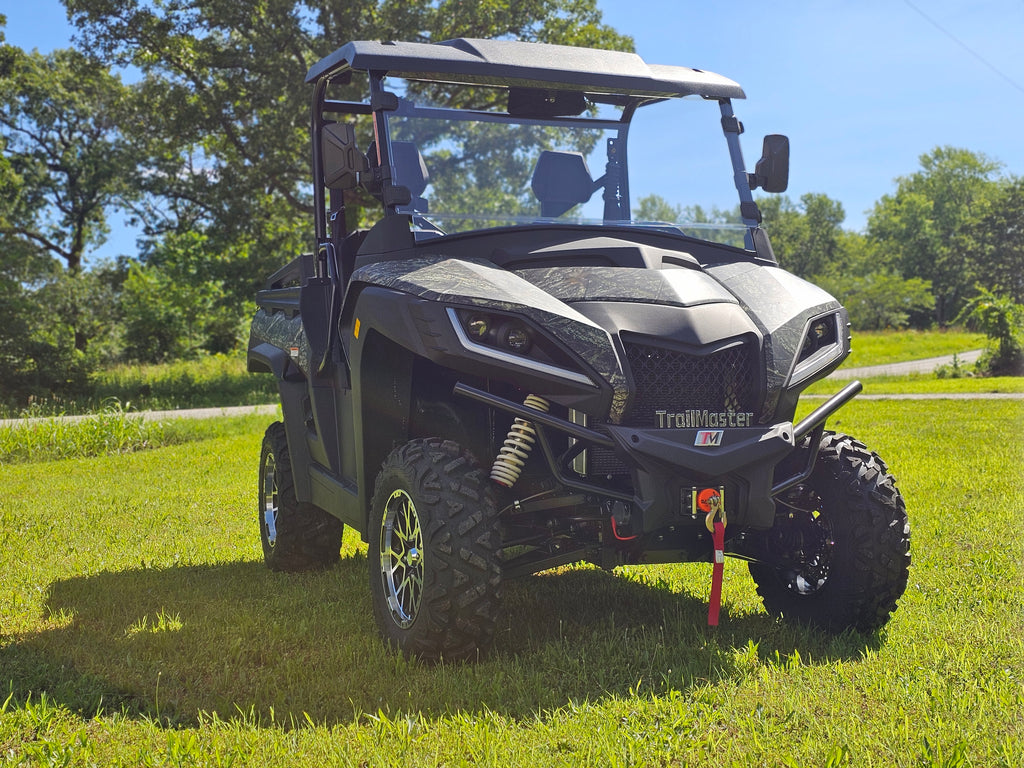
[500,323,532,353]
[790,312,843,385]
[447,308,594,387]
[464,314,490,340]
[799,317,838,361]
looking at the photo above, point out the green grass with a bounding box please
[0,404,162,465]
[805,374,1024,396]
[803,328,1020,395]
[2,402,1022,766]
[1,354,278,417]
[842,329,987,368]
[90,354,277,412]
[0,406,277,465]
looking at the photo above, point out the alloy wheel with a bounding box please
[379,489,424,628]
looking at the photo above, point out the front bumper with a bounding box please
[454,380,862,530]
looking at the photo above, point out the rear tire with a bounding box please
[749,431,910,633]
[369,438,502,661]
[259,422,342,571]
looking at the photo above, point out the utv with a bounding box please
[248,38,910,660]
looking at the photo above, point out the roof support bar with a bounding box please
[719,99,759,250]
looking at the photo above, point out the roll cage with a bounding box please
[307,38,787,278]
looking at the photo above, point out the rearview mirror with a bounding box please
[321,123,369,190]
[508,87,587,118]
[750,134,789,193]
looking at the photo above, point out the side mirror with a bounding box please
[321,123,368,190]
[750,134,789,193]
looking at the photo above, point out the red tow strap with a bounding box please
[708,520,725,626]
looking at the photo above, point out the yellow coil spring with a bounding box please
[490,394,550,487]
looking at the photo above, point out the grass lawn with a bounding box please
[1,401,1022,766]
[841,329,987,368]
[804,374,1024,396]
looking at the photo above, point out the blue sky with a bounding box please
[3,0,1023,259]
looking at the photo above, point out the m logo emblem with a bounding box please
[695,430,723,447]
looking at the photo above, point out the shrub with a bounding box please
[955,288,1024,376]
[934,353,974,379]
[120,233,251,363]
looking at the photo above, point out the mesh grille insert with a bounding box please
[622,341,758,427]
[584,340,760,478]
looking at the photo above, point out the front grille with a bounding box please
[587,445,628,477]
[623,340,758,427]
[583,339,760,479]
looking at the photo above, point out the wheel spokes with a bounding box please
[773,487,833,595]
[380,490,424,628]
[262,453,278,547]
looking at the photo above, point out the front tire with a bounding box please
[749,431,910,633]
[259,422,343,571]
[369,438,502,661]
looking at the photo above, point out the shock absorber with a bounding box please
[490,394,550,488]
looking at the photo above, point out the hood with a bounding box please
[513,265,738,308]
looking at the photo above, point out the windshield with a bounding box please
[357,77,747,248]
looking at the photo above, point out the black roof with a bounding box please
[306,38,745,100]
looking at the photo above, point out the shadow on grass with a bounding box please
[2,556,881,726]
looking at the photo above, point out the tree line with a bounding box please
[637,144,1023,333]
[2,2,1022,407]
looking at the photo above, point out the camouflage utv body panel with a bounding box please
[705,262,845,421]
[351,256,632,421]
[512,266,738,308]
[249,308,313,378]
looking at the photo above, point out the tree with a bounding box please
[0,224,54,405]
[0,41,137,366]
[634,194,682,223]
[0,45,135,277]
[0,24,129,400]
[756,190,938,330]
[867,147,1002,325]
[964,178,1024,305]
[65,0,633,303]
[632,195,745,247]
[817,271,934,331]
[759,193,847,279]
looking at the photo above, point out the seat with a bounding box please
[531,150,595,218]
[391,141,430,213]
[321,122,368,191]
[367,140,430,213]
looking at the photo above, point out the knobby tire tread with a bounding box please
[260,422,343,572]
[750,431,911,633]
[369,438,502,662]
